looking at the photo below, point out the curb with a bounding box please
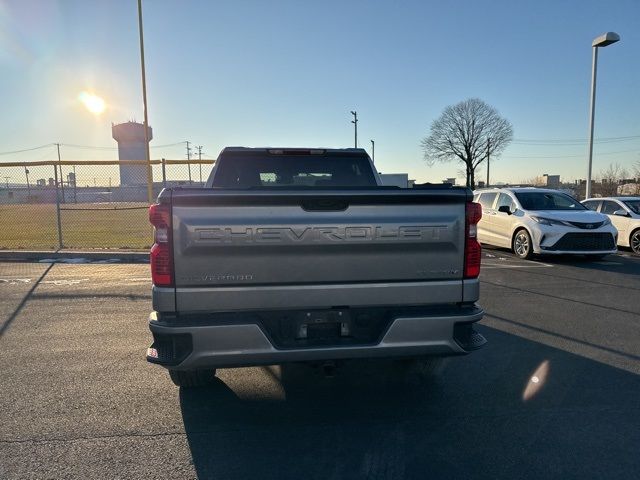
[0,250,149,263]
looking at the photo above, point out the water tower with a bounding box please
[112,121,152,185]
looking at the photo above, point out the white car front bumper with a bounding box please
[530,224,618,255]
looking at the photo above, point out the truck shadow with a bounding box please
[179,326,640,480]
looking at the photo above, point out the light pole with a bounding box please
[350,111,358,148]
[586,32,620,199]
[370,139,375,163]
[137,0,154,204]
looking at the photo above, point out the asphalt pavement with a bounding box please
[1,250,639,479]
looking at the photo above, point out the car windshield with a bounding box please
[623,200,640,214]
[514,191,586,211]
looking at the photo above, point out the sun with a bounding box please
[78,91,106,115]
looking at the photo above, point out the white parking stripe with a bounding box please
[482,261,553,269]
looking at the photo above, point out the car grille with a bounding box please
[566,221,605,229]
[549,233,615,251]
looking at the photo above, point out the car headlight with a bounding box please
[531,216,566,226]
[601,216,611,226]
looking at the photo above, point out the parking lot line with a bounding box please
[482,260,553,269]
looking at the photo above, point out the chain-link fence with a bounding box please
[0,159,214,250]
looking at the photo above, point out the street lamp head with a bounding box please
[592,32,620,47]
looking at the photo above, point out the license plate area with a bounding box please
[296,310,351,341]
[258,307,396,349]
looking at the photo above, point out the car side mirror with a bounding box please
[613,209,629,217]
[498,205,512,215]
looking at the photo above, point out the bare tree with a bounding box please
[633,161,640,195]
[595,163,628,197]
[421,98,513,189]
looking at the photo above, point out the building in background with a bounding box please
[379,173,409,188]
[534,174,561,189]
[112,121,152,186]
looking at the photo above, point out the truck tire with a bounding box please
[169,369,217,387]
[396,356,444,382]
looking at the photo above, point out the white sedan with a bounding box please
[473,187,617,259]
[582,197,640,255]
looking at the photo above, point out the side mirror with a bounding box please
[498,205,512,215]
[613,209,629,217]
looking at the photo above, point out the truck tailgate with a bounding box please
[169,189,469,312]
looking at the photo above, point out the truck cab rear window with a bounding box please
[212,155,376,188]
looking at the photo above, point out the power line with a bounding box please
[0,144,54,156]
[512,135,640,145]
[504,148,640,159]
[60,141,187,150]
[152,142,188,149]
[61,144,116,150]
[0,141,190,156]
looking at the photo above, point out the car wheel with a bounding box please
[512,229,533,259]
[631,229,640,255]
[169,369,217,387]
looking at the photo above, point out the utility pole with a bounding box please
[486,138,491,188]
[350,111,358,148]
[72,166,77,203]
[196,145,203,184]
[370,139,375,163]
[25,167,31,197]
[55,143,65,203]
[186,141,192,184]
[137,0,154,204]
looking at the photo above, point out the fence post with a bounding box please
[53,164,64,249]
[161,158,167,188]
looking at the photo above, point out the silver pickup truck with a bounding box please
[146,147,485,387]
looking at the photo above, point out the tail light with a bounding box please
[149,203,173,287]
[464,201,482,279]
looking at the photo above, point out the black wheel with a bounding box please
[169,369,217,387]
[512,229,533,259]
[630,229,640,255]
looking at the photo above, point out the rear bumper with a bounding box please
[147,305,485,370]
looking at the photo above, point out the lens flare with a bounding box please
[522,360,549,401]
[78,91,105,115]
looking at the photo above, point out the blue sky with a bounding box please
[1,0,639,184]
